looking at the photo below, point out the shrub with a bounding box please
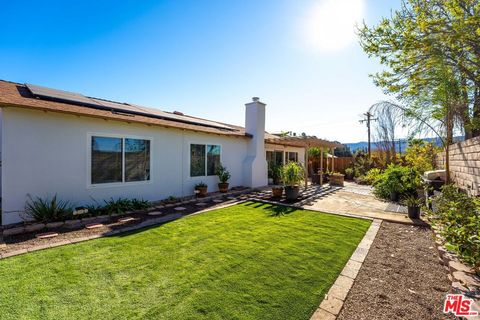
[268,164,282,184]
[103,198,133,214]
[25,194,73,223]
[364,168,382,185]
[344,167,354,179]
[281,162,304,187]
[373,164,417,200]
[404,139,439,174]
[85,203,108,217]
[353,150,374,177]
[131,198,151,210]
[429,185,480,268]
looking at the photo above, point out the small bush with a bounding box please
[428,185,480,268]
[131,198,151,210]
[25,194,73,223]
[344,168,354,179]
[372,164,419,200]
[103,198,133,214]
[364,168,382,185]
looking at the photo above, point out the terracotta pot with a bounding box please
[218,183,229,193]
[195,186,208,197]
[272,186,284,198]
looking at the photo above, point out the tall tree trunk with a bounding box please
[472,87,480,137]
[445,111,453,184]
[460,76,472,139]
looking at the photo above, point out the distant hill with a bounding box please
[345,136,463,154]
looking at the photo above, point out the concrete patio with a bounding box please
[253,182,427,225]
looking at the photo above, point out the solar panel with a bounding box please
[25,83,234,130]
[26,83,100,108]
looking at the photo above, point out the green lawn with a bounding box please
[0,202,370,320]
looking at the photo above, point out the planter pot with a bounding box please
[218,183,229,193]
[329,174,344,187]
[272,186,284,199]
[390,192,399,202]
[195,186,208,197]
[285,186,300,201]
[407,206,421,219]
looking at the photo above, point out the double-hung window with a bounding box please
[91,135,151,185]
[190,144,221,177]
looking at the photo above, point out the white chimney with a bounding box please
[243,97,268,187]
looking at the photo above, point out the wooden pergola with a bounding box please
[265,135,342,189]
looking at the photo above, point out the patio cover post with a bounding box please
[304,143,309,190]
[331,148,335,172]
[319,147,324,186]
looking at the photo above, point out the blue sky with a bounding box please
[0,0,401,142]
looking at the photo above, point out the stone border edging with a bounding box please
[310,219,382,320]
[432,230,480,313]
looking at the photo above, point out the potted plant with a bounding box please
[194,182,208,197]
[282,162,304,201]
[402,195,422,219]
[329,172,345,187]
[216,165,231,193]
[344,167,354,180]
[270,164,282,185]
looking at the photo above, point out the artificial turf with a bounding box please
[0,201,370,319]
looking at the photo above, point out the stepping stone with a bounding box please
[36,231,58,239]
[155,205,165,210]
[174,207,186,211]
[213,199,223,203]
[85,223,104,229]
[147,211,163,216]
[118,217,136,223]
[227,196,236,200]
[196,202,207,206]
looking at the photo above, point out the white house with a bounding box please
[0,81,336,225]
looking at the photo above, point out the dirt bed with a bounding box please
[337,221,454,320]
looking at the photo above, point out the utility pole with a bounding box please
[359,112,377,158]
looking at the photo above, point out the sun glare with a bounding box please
[303,0,365,53]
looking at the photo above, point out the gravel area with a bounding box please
[337,222,453,320]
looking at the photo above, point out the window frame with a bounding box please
[87,133,153,188]
[189,143,222,178]
[286,151,299,163]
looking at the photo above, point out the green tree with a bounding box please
[358,0,480,138]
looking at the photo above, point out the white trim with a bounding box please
[86,132,153,189]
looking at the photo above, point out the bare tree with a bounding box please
[369,103,405,165]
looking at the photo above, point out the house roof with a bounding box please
[0,80,339,148]
[0,81,250,138]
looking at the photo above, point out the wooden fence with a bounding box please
[308,156,354,175]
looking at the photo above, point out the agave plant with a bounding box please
[25,194,73,223]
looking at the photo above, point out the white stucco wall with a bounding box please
[1,108,249,225]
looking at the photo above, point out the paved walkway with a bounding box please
[302,182,426,225]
